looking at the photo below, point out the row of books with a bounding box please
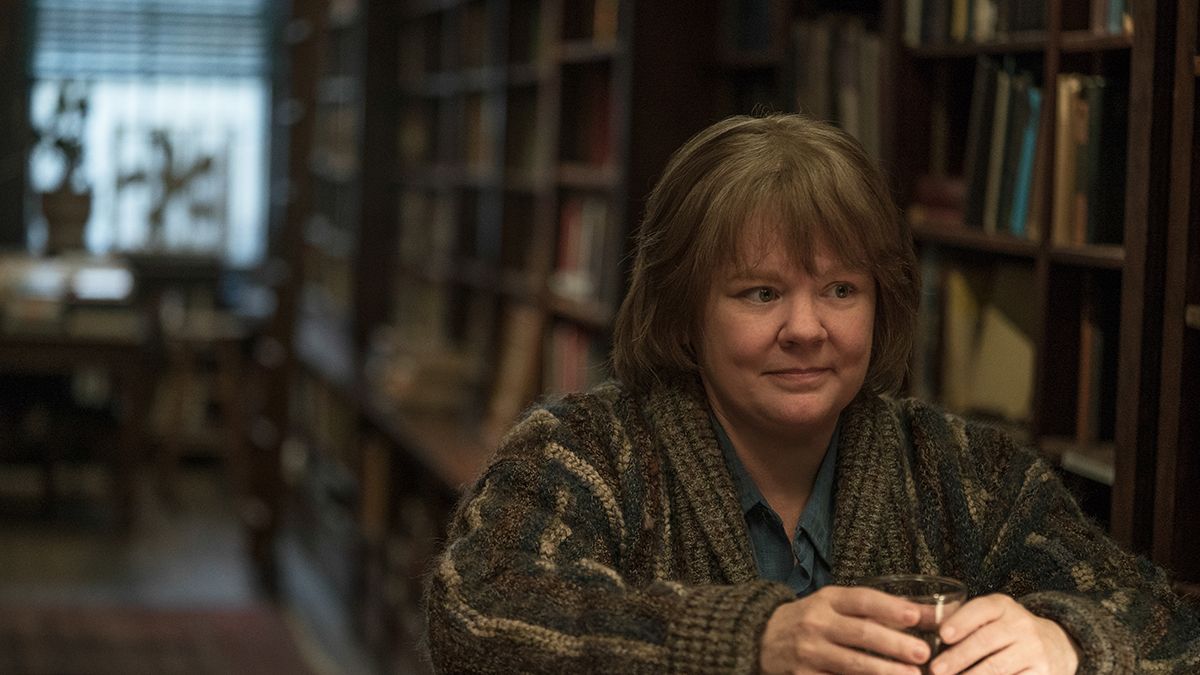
[905,0,1130,47]
[547,194,620,307]
[962,57,1043,239]
[790,15,882,160]
[914,251,1117,444]
[313,102,359,180]
[560,63,614,167]
[290,372,359,475]
[396,0,617,78]
[905,0,1046,47]
[566,0,619,44]
[396,187,540,271]
[1051,72,1126,247]
[542,321,608,395]
[909,60,1127,247]
[0,255,145,340]
[914,253,1037,423]
[909,58,1044,239]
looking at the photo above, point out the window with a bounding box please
[29,0,272,266]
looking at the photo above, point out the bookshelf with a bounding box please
[711,0,1186,550]
[0,0,27,245]
[1151,0,1199,587]
[886,0,1154,545]
[275,0,720,670]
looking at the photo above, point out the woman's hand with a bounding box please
[929,594,1080,675]
[760,586,931,675]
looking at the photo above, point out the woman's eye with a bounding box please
[750,287,776,303]
[832,283,854,299]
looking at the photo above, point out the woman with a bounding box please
[425,114,1199,673]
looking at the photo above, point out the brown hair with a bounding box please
[611,113,919,396]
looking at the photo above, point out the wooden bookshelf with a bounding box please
[709,0,1182,554]
[270,0,1197,664]
[0,0,28,246]
[891,0,1164,547]
[1150,0,1199,586]
[275,0,722,669]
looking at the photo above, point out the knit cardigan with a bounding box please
[425,376,1200,673]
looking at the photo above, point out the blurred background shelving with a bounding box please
[0,0,1197,672]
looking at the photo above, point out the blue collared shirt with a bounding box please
[714,418,838,597]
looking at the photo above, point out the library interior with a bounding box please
[0,0,1197,672]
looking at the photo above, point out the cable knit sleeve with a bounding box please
[958,420,1200,673]
[423,391,795,674]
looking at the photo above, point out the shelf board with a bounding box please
[309,153,359,183]
[401,0,467,20]
[558,163,619,189]
[1194,55,1200,77]
[400,259,541,300]
[360,394,490,489]
[503,169,554,193]
[559,39,622,64]
[547,292,612,330]
[506,62,550,87]
[1048,244,1125,269]
[911,221,1039,258]
[318,75,358,103]
[303,214,356,258]
[907,33,1048,58]
[717,49,784,70]
[294,316,357,397]
[413,68,505,96]
[1060,30,1134,53]
[327,1,360,28]
[1039,436,1115,486]
[396,165,500,188]
[1185,304,1200,330]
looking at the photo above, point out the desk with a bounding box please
[0,333,155,526]
[0,255,156,526]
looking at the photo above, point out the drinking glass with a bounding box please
[857,574,967,672]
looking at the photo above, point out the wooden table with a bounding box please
[0,327,156,526]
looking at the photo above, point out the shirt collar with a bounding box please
[713,417,839,565]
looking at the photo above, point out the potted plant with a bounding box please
[33,80,91,254]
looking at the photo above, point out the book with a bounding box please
[1087,77,1127,245]
[909,174,967,227]
[972,0,998,41]
[549,196,587,298]
[950,0,970,43]
[792,17,833,122]
[1052,74,1084,245]
[938,261,1035,423]
[963,57,999,229]
[904,0,926,46]
[1008,83,1042,238]
[964,264,1036,422]
[1069,76,1100,245]
[995,72,1032,234]
[981,67,1013,233]
[939,264,985,412]
[922,0,950,44]
[1022,96,1049,242]
[593,0,619,44]
[912,247,945,401]
[483,303,545,446]
[359,434,392,541]
[1076,289,1105,447]
[834,18,865,141]
[735,0,772,51]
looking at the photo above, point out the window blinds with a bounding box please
[31,0,270,78]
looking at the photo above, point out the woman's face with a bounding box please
[696,224,876,445]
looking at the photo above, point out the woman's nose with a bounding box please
[778,296,828,346]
